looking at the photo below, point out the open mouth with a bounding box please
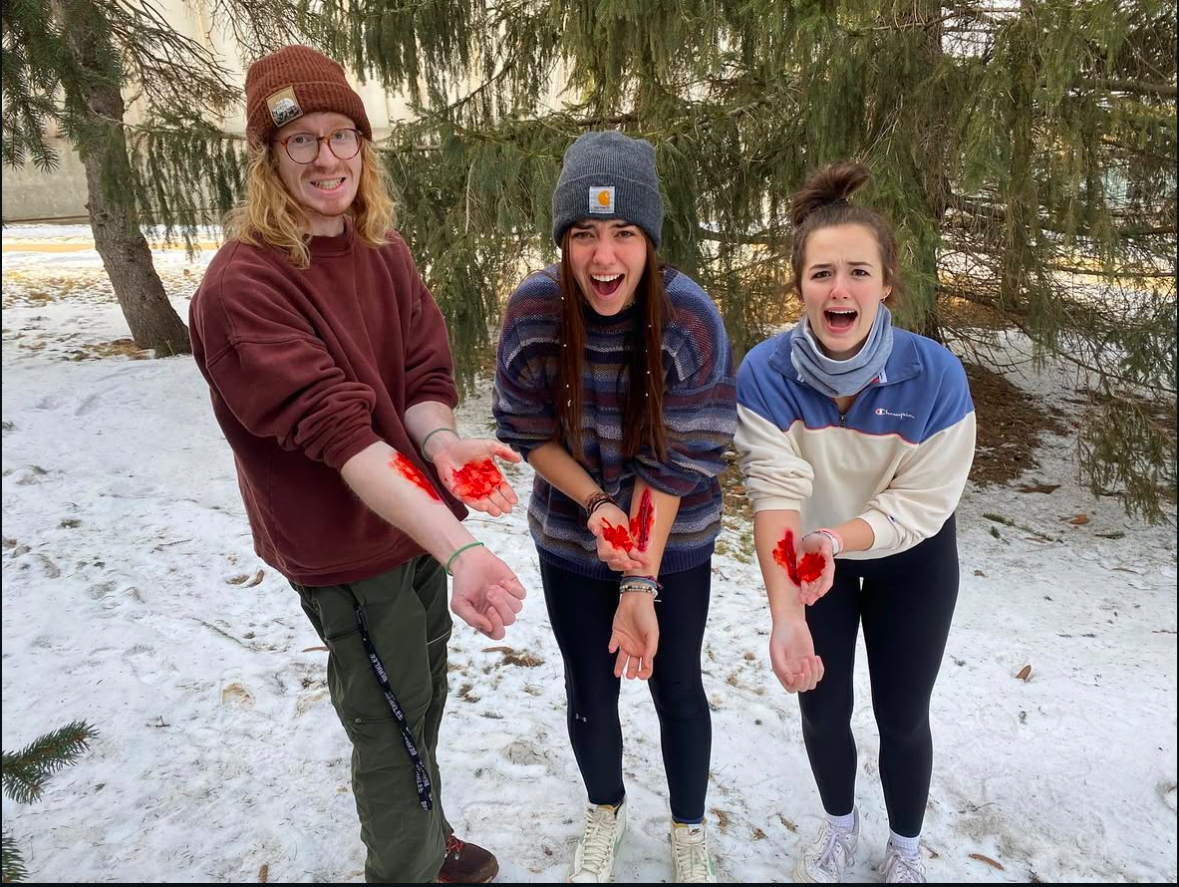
[823,307,858,332]
[310,177,346,192]
[590,273,624,297]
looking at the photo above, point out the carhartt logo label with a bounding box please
[875,407,915,420]
[267,87,303,127]
[589,186,615,213]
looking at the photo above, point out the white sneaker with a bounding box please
[567,802,626,883]
[879,843,926,883]
[792,810,860,883]
[669,821,717,883]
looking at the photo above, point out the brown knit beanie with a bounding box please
[245,45,372,147]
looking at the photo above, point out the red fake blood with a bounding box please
[772,529,827,585]
[452,459,504,500]
[772,529,802,586]
[797,551,826,584]
[391,452,441,501]
[601,519,635,553]
[629,489,655,553]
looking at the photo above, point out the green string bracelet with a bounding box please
[445,541,485,575]
[421,426,460,458]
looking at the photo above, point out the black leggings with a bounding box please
[539,558,713,823]
[798,515,959,838]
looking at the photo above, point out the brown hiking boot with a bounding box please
[435,834,499,883]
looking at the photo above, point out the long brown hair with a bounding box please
[788,161,905,308]
[225,140,396,268]
[555,232,673,462]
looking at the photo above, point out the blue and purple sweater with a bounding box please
[494,267,737,579]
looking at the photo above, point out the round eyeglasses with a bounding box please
[274,128,363,164]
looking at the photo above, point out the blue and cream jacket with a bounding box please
[735,328,976,558]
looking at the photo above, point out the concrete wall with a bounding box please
[2,145,92,221]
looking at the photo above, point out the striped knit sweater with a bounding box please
[494,266,737,579]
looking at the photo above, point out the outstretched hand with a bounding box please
[797,532,837,606]
[432,437,521,518]
[588,503,653,573]
[609,594,659,680]
[449,545,527,639]
[768,618,823,693]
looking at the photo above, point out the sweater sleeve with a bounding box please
[631,300,737,496]
[493,279,559,458]
[195,257,380,470]
[858,357,976,552]
[733,352,815,513]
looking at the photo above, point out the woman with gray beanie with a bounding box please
[494,131,737,883]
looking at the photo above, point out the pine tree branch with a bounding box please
[107,0,238,106]
[695,226,784,246]
[432,51,518,118]
[855,10,980,34]
[3,830,28,884]
[942,286,1177,397]
[1047,264,1175,280]
[571,112,640,128]
[206,0,325,57]
[1082,77,1178,99]
[1099,135,1176,165]
[1119,224,1178,236]
[948,194,1177,237]
[1,721,98,805]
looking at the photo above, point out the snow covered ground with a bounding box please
[2,226,1176,883]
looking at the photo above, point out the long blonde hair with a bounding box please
[225,140,397,267]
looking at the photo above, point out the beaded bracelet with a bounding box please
[619,575,662,600]
[583,491,615,517]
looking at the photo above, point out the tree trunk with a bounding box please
[1000,6,1038,313]
[905,0,950,343]
[77,85,192,355]
[62,0,191,356]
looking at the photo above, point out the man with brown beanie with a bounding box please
[189,44,522,883]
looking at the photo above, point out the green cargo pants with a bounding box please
[293,555,453,883]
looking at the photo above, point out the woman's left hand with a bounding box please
[588,503,653,573]
[798,532,837,605]
[609,592,659,680]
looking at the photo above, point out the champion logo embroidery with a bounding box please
[589,186,615,213]
[875,407,915,420]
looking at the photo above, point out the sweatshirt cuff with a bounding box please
[751,496,804,514]
[324,427,384,471]
[861,508,901,552]
[406,390,459,411]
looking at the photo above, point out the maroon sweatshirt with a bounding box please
[189,227,465,585]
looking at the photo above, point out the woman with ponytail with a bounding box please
[494,131,736,883]
[735,163,976,883]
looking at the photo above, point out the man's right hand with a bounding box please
[449,545,527,640]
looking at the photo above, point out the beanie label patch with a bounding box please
[266,87,304,129]
[588,187,615,214]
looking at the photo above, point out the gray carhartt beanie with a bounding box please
[551,131,664,248]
